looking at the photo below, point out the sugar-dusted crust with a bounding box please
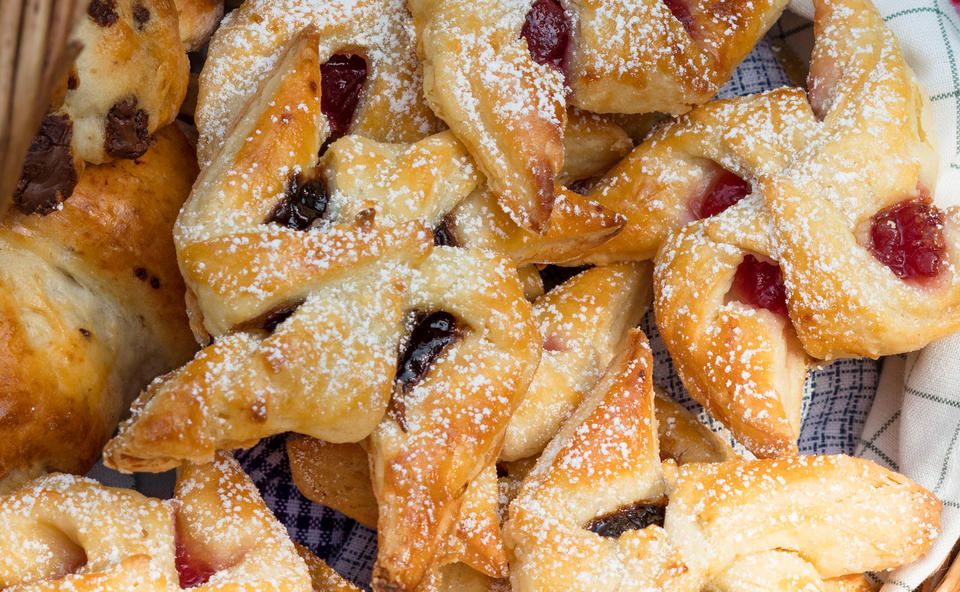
[0,453,313,591]
[567,0,789,114]
[195,0,440,166]
[504,329,941,592]
[501,263,652,461]
[0,125,196,492]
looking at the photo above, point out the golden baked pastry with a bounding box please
[0,125,196,493]
[408,0,788,231]
[295,544,363,592]
[173,0,223,51]
[500,263,652,461]
[288,438,510,590]
[543,0,956,457]
[0,452,313,591]
[504,329,941,592]
[106,33,540,591]
[195,0,440,166]
[103,33,440,471]
[14,0,189,214]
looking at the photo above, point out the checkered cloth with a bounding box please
[89,3,960,589]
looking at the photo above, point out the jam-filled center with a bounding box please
[733,255,788,317]
[694,169,751,220]
[175,541,216,588]
[868,199,946,281]
[521,0,571,72]
[320,54,368,141]
[585,502,666,537]
[662,0,696,37]
[267,176,329,230]
[395,311,462,393]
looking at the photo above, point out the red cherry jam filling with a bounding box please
[175,541,216,588]
[586,503,665,538]
[663,0,696,37]
[521,0,571,72]
[694,169,751,220]
[733,255,788,317]
[869,199,946,280]
[320,54,368,140]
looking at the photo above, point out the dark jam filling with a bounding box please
[175,541,216,588]
[433,216,460,247]
[662,0,696,37]
[320,54,368,141]
[869,199,946,280]
[260,304,301,333]
[733,255,788,317]
[538,265,590,293]
[266,177,329,230]
[694,169,751,220]
[521,0,571,72]
[585,503,666,538]
[390,311,462,430]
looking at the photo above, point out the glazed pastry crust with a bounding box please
[0,125,196,492]
[173,0,224,51]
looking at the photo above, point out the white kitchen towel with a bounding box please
[782,2,960,588]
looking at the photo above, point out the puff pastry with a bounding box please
[548,0,958,457]
[501,263,652,461]
[0,125,196,492]
[195,0,440,166]
[0,452,313,591]
[14,0,189,214]
[408,0,788,231]
[504,329,941,592]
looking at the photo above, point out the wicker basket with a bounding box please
[1,1,958,590]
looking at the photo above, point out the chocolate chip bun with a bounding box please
[0,124,197,493]
[13,0,189,215]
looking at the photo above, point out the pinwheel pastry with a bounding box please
[555,0,956,457]
[103,31,540,592]
[0,452,313,591]
[14,0,189,214]
[504,328,941,592]
[0,125,196,493]
[194,0,441,166]
[407,0,789,231]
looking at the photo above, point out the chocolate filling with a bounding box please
[105,98,153,159]
[133,3,151,28]
[87,0,118,26]
[14,114,79,215]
